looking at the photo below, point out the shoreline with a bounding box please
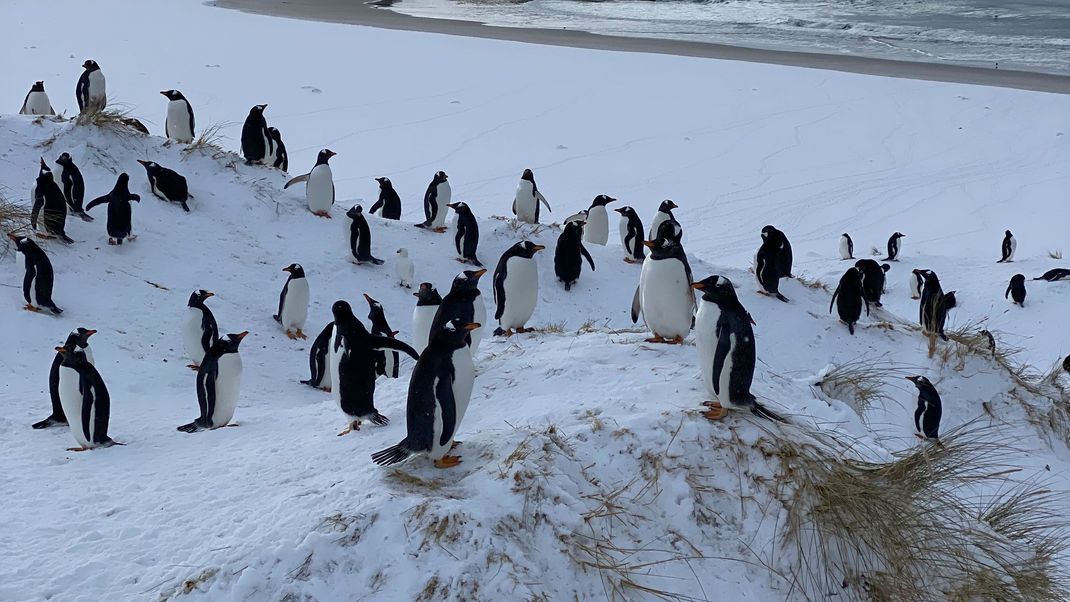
[210,0,1070,95]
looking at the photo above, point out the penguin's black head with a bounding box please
[650,219,683,247]
[659,200,678,213]
[67,327,97,349]
[905,375,935,391]
[283,263,305,278]
[363,292,383,311]
[447,202,469,215]
[761,225,782,240]
[188,289,215,307]
[435,170,448,182]
[219,331,248,354]
[317,149,336,164]
[1005,229,1013,237]
[521,168,534,182]
[136,159,159,173]
[82,60,99,71]
[396,247,409,258]
[513,241,546,258]
[268,127,282,142]
[32,81,45,92]
[454,268,487,290]
[1063,355,1070,373]
[38,157,52,176]
[56,152,72,166]
[614,206,631,216]
[160,90,185,101]
[691,275,742,307]
[415,282,442,302]
[331,300,356,323]
[437,318,481,347]
[565,220,584,235]
[8,233,36,253]
[880,263,891,273]
[592,194,616,207]
[346,204,363,218]
[250,104,267,115]
[375,176,391,188]
[54,345,88,366]
[1011,273,1025,283]
[893,232,905,239]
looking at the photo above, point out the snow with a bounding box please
[1,1,1069,600]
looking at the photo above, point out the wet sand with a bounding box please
[212,0,1070,95]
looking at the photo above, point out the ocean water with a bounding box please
[386,0,1070,74]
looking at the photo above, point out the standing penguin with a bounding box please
[285,149,336,218]
[829,267,869,335]
[240,104,272,164]
[647,200,678,242]
[372,319,479,468]
[762,225,793,279]
[1005,274,1027,306]
[301,321,334,391]
[177,332,248,433]
[997,230,1016,263]
[855,259,891,307]
[370,177,402,220]
[20,81,55,115]
[632,220,695,343]
[885,232,905,261]
[365,293,401,379]
[417,171,451,232]
[161,90,195,143]
[554,220,595,291]
[55,153,92,221]
[85,173,140,245]
[75,60,106,114]
[137,160,190,212]
[512,169,552,224]
[9,234,63,314]
[493,242,544,336]
[431,269,487,351]
[919,271,956,340]
[267,127,288,171]
[31,158,73,244]
[906,375,941,441]
[448,202,482,266]
[583,195,616,246]
[395,248,415,288]
[345,205,383,265]
[274,263,309,339]
[755,228,788,303]
[615,206,645,264]
[691,275,785,422]
[55,344,117,451]
[34,328,97,429]
[908,268,925,300]
[412,283,442,355]
[184,289,219,370]
[839,233,854,260]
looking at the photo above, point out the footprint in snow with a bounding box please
[301,86,322,94]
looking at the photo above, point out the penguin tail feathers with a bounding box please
[775,293,789,303]
[176,421,204,433]
[272,314,281,323]
[371,443,411,466]
[369,412,389,426]
[750,398,788,423]
[848,322,855,335]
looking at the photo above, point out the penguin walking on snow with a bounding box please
[370,177,402,220]
[365,294,401,379]
[1035,269,1070,282]
[395,248,415,287]
[177,332,248,432]
[512,169,551,224]
[413,283,443,354]
[448,202,482,266]
[919,271,956,340]
[762,225,793,278]
[9,234,63,314]
[161,90,195,143]
[55,153,92,221]
[839,233,854,260]
[138,160,191,212]
[34,328,97,429]
[494,242,544,336]
[184,289,219,370]
[997,230,1016,263]
[755,228,788,303]
[346,205,383,265]
[85,173,140,245]
[855,259,891,307]
[616,206,645,263]
[75,60,106,114]
[885,232,905,261]
[241,104,272,164]
[583,195,615,246]
[909,268,925,300]
[275,263,309,339]
[432,269,487,352]
[285,149,336,218]
[55,344,118,451]
[31,158,73,244]
[301,321,334,391]
[267,128,288,171]
[830,267,869,335]
[648,200,678,242]
[20,81,55,115]
[1006,274,1026,306]
[372,318,479,468]
[417,171,450,232]
[906,375,941,441]
[632,220,695,343]
[555,220,595,291]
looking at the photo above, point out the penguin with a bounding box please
[885,232,905,261]
[412,282,442,355]
[997,230,1016,263]
[855,259,891,307]
[583,195,615,246]
[9,234,63,314]
[762,225,794,279]
[365,293,401,379]
[369,177,402,220]
[240,104,272,164]
[691,275,785,422]
[1035,268,1070,282]
[177,332,248,433]
[274,263,309,339]
[906,375,941,441]
[34,328,97,430]
[648,200,678,242]
[267,127,288,171]
[447,202,482,266]
[554,220,595,291]
[345,205,383,265]
[85,173,140,245]
[301,321,333,391]
[371,318,479,468]
[161,89,195,143]
[31,158,73,244]
[980,329,997,356]
[184,289,219,370]
[631,220,695,343]
[564,209,588,225]
[919,271,956,340]
[615,206,645,264]
[755,228,788,303]
[417,170,451,232]
[839,233,854,260]
[20,81,55,115]
[284,149,336,218]
[55,344,117,451]
[329,300,418,436]
[829,267,869,335]
[909,268,925,300]
[75,60,106,114]
[512,169,552,224]
[137,160,190,212]
[1064,355,1070,374]
[55,153,92,221]
[395,248,415,288]
[1005,273,1026,306]
[432,269,487,351]
[493,242,544,336]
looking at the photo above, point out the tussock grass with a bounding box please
[0,190,32,259]
[181,121,232,160]
[75,105,149,137]
[795,274,831,293]
[815,354,912,416]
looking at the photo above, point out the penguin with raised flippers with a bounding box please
[75,60,106,114]
[20,81,54,115]
[615,206,645,263]
[285,149,336,218]
[34,328,97,430]
[301,322,333,391]
[161,89,195,144]
[512,169,551,224]
[274,263,309,339]
[1005,274,1026,306]
[1035,269,1070,282]
[240,104,271,164]
[839,233,854,260]
[55,344,119,451]
[997,230,1016,263]
[919,271,955,341]
[370,177,402,220]
[554,220,595,291]
[365,293,401,379]
[177,332,248,433]
[855,259,891,307]
[31,158,73,244]
[346,205,383,265]
[432,269,486,351]
[583,195,615,246]
[648,200,678,242]
[9,233,62,314]
[632,220,695,342]
[755,228,787,303]
[138,160,190,212]
[85,173,140,245]
[829,267,869,335]
[906,375,941,441]
[412,283,442,355]
[447,202,482,266]
[885,232,905,261]
[55,153,92,221]
[494,242,544,336]
[184,289,218,371]
[417,171,450,232]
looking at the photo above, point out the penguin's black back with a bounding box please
[554,222,593,287]
[830,268,867,333]
[240,110,268,160]
[454,206,480,263]
[302,322,334,388]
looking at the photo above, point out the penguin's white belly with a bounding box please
[184,308,209,364]
[22,91,53,115]
[52,163,66,200]
[28,272,38,306]
[87,71,106,107]
[449,346,476,432]
[396,257,414,286]
[839,238,851,259]
[584,206,609,245]
[649,213,668,241]
[639,259,693,339]
[210,354,243,427]
[908,275,922,298]
[306,164,334,213]
[500,257,538,329]
[83,346,95,366]
[431,183,451,228]
[694,300,721,398]
[412,306,437,354]
[280,279,309,331]
[57,365,90,448]
[1008,239,1017,260]
[619,218,631,255]
[471,293,486,353]
[166,101,193,143]
[513,182,537,223]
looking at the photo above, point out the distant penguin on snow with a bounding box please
[417,171,451,232]
[346,205,383,265]
[274,263,309,339]
[632,220,695,343]
[855,259,891,307]
[1035,268,1070,282]
[432,269,487,352]
[755,227,788,303]
[267,127,288,171]
[55,344,118,451]
[138,160,190,212]
[555,220,595,291]
[85,173,140,245]
[365,293,401,379]
[20,81,55,115]
[161,89,195,143]
[583,195,615,246]
[997,230,1016,263]
[184,289,219,370]
[885,232,905,261]
[907,375,941,441]
[9,233,63,314]
[177,332,248,433]
[494,242,544,336]
[616,206,645,263]
[75,60,106,114]
[412,282,443,355]
[31,158,74,244]
[370,177,402,220]
[285,149,336,218]
[909,268,925,300]
[34,328,97,430]
[395,248,415,288]
[512,169,552,224]
[240,104,272,164]
[448,202,482,266]
[839,233,854,260]
[1006,273,1026,306]
[302,321,334,391]
[55,153,92,221]
[648,200,678,242]
[830,267,869,335]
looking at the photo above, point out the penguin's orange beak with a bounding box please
[282,266,293,273]
[363,293,375,303]
[473,269,487,277]
[642,241,655,248]
[55,346,68,353]
[236,331,249,340]
[447,203,458,210]
[85,329,97,337]
[7,232,19,242]
[159,91,167,96]
[204,291,215,298]
[464,323,481,331]
[326,150,337,158]
[532,245,546,252]
[691,283,705,290]
[137,159,149,166]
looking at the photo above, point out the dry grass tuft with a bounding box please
[814,355,912,417]
[1049,249,1063,260]
[76,106,149,137]
[795,274,831,292]
[0,190,32,258]
[181,121,232,160]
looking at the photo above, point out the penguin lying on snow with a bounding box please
[633,220,694,343]
[275,263,309,339]
[346,205,383,265]
[448,202,482,266]
[302,321,334,391]
[138,160,191,212]
[370,177,401,220]
[417,171,450,232]
[615,206,645,264]
[830,267,869,335]
[285,149,336,218]
[161,89,195,144]
[1035,268,1070,282]
[55,344,120,451]
[906,375,941,441]
[85,173,140,245]
[997,230,1016,263]
[412,283,443,355]
[20,80,54,115]
[178,332,249,433]
[34,328,97,430]
[9,233,63,314]
[494,242,544,336]
[554,220,595,291]
[31,158,74,244]
[1005,274,1026,306]
[184,289,219,370]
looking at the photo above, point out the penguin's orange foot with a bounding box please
[701,400,722,409]
[187,364,200,371]
[703,404,728,421]
[434,455,462,469]
[645,335,665,344]
[337,421,361,436]
[285,330,297,340]
[24,304,41,313]
[624,257,637,264]
[667,335,684,345]
[516,326,529,334]
[433,227,447,233]
[66,446,90,452]
[296,329,307,340]
[312,211,332,219]
[322,386,332,393]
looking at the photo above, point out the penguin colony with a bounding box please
[10,59,1070,461]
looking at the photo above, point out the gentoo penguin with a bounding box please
[345,205,383,265]
[365,293,401,379]
[55,153,92,221]
[432,269,487,351]
[762,225,793,279]
[908,268,925,300]
[919,271,956,340]
[563,209,588,225]
[240,104,272,164]
[395,248,415,288]
[906,375,941,441]
[137,160,190,212]
[839,233,854,260]
[1035,268,1070,282]
[267,127,288,171]
[274,263,309,339]
[161,90,195,143]
[412,283,442,355]
[285,149,336,218]
[9,234,62,314]
[885,232,905,261]
[615,206,645,264]
[755,228,788,303]
[648,200,678,242]
[75,60,106,114]
[631,220,695,343]
[855,259,891,307]
[301,321,334,391]
[417,171,451,232]
[370,177,402,220]
[512,169,552,224]
[85,173,140,245]
[1064,355,1070,373]
[371,319,479,468]
[329,300,418,435]
[34,328,97,429]
[997,230,1016,263]
[493,242,544,336]
[31,158,73,244]
[691,275,785,422]
[20,81,54,115]
[55,344,117,451]
[829,267,869,335]
[583,195,615,246]
[448,202,482,266]
[184,289,219,370]
[1005,273,1026,306]
[554,220,595,291]
[177,332,248,432]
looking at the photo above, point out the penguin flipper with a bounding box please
[630,286,641,324]
[536,191,552,212]
[712,327,731,397]
[581,245,596,271]
[775,293,789,303]
[277,279,289,323]
[371,335,420,361]
[436,376,458,447]
[91,378,112,444]
[283,174,309,190]
[750,398,787,423]
[196,363,217,424]
[829,286,840,314]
